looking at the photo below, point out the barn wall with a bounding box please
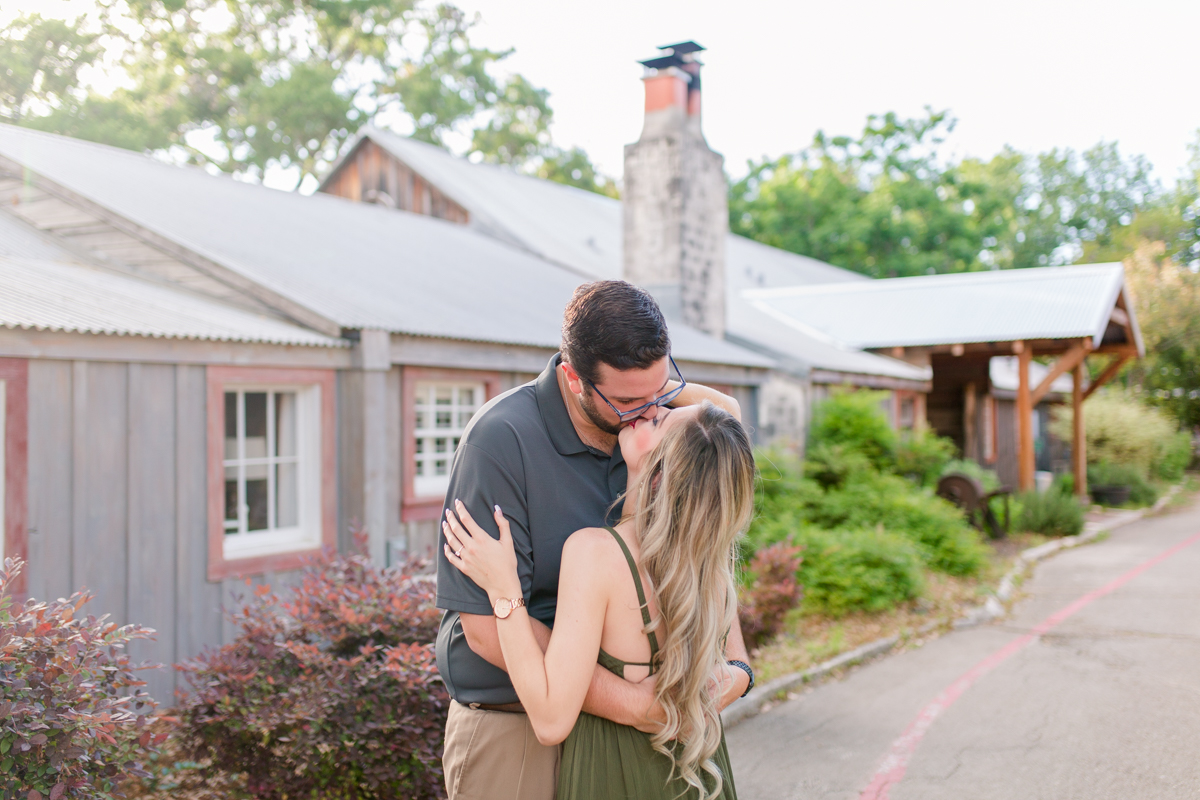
[23,358,302,705]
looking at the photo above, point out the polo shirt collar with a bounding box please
[537,353,617,458]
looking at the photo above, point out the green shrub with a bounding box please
[808,390,897,470]
[175,549,447,800]
[895,428,958,487]
[941,459,1002,492]
[805,472,989,576]
[804,443,873,490]
[1014,490,1085,536]
[0,558,163,800]
[1051,395,1191,480]
[1088,461,1159,506]
[796,528,924,617]
[1154,431,1194,482]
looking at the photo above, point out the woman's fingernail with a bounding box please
[455,498,463,506]
[494,505,502,513]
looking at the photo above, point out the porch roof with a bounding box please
[743,264,1143,355]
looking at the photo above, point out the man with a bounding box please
[435,280,751,800]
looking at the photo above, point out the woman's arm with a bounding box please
[666,381,741,421]
[443,502,609,745]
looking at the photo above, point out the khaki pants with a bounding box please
[443,700,560,800]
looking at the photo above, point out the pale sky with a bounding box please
[7,0,1200,187]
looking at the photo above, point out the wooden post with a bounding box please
[1016,342,1035,491]
[1073,361,1087,500]
[963,382,977,461]
[914,392,927,432]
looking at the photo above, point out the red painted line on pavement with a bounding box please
[858,529,1200,800]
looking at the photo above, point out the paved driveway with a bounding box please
[727,498,1200,800]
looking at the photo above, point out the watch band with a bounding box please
[727,659,755,697]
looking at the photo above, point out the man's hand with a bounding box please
[582,665,663,734]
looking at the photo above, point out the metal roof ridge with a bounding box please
[742,262,1127,300]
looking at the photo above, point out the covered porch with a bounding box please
[743,264,1145,496]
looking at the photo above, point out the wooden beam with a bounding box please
[963,382,978,461]
[1017,342,1035,491]
[1073,362,1087,500]
[1082,354,1131,401]
[1030,340,1092,406]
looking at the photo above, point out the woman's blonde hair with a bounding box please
[630,402,756,799]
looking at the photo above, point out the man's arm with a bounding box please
[462,612,660,729]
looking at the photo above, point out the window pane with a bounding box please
[224,466,239,532]
[459,387,475,406]
[416,410,430,430]
[275,393,297,457]
[245,392,267,458]
[275,463,299,528]
[246,478,268,532]
[224,393,238,460]
[435,386,453,405]
[436,410,452,428]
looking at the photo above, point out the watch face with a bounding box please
[494,598,513,619]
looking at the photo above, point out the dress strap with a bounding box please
[603,526,660,663]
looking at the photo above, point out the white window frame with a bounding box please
[221,383,322,560]
[412,381,484,499]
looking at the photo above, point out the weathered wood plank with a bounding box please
[174,365,222,679]
[72,361,129,623]
[126,363,177,704]
[25,359,73,602]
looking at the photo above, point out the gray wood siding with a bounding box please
[23,358,260,705]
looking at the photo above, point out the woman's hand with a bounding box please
[443,500,522,602]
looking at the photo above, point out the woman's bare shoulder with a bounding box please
[562,526,624,565]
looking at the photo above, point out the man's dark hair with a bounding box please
[560,281,671,385]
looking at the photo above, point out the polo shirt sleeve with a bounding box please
[435,441,533,616]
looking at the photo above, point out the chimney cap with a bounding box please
[639,53,688,71]
[658,41,704,55]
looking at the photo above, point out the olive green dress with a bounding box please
[557,527,738,800]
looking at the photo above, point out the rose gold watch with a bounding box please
[493,596,525,619]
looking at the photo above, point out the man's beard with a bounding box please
[578,389,623,436]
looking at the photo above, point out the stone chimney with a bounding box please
[623,41,727,338]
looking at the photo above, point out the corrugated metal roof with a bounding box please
[743,264,1136,350]
[0,210,79,261]
[336,128,927,381]
[0,125,768,368]
[0,256,345,346]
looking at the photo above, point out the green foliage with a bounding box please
[2,2,618,195]
[1050,394,1191,479]
[808,390,897,470]
[794,527,924,617]
[1088,462,1159,507]
[0,557,163,799]
[807,471,988,576]
[737,544,804,649]
[0,14,99,125]
[1014,489,1084,537]
[730,108,1170,278]
[175,548,447,800]
[895,428,958,487]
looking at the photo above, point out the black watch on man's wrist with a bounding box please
[727,659,755,697]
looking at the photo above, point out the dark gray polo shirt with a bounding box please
[435,354,627,705]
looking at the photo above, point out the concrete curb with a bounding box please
[722,485,1183,729]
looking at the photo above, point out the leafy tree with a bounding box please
[0,13,99,124]
[2,1,617,195]
[730,109,1166,277]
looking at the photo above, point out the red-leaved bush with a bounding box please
[174,548,447,800]
[738,543,805,650]
[0,557,163,800]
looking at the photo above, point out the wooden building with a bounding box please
[744,266,1145,494]
[0,123,771,703]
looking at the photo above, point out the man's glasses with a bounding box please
[585,356,687,422]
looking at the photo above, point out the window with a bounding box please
[412,382,483,498]
[207,366,336,580]
[223,389,313,558]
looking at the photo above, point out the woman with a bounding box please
[442,400,755,800]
